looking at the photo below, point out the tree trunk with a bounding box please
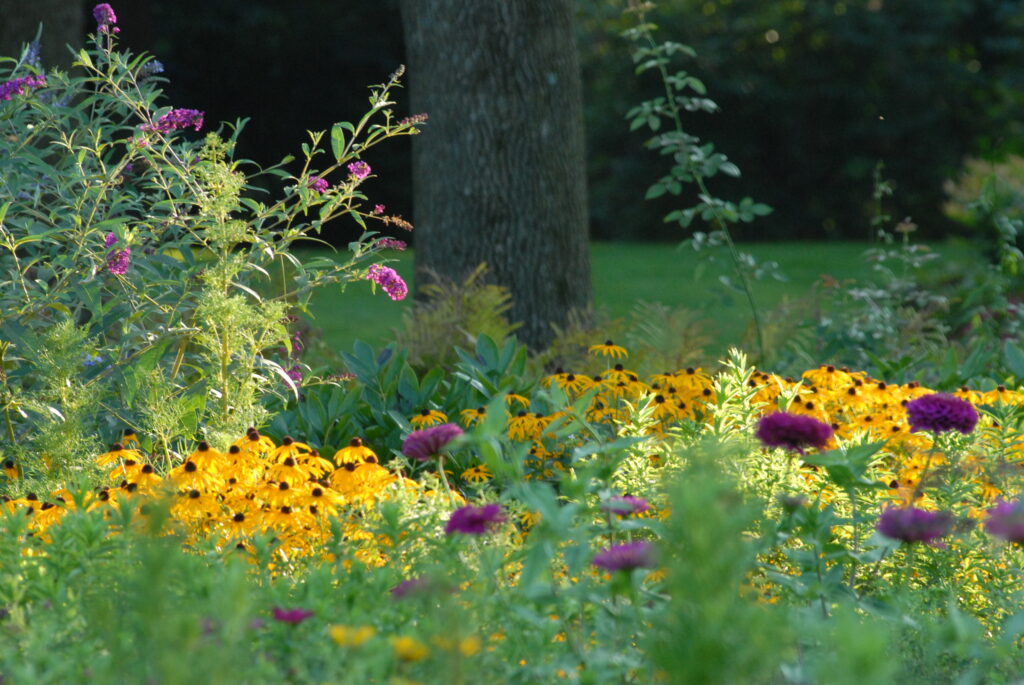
[0,0,85,70]
[399,0,591,350]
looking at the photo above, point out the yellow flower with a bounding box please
[460,406,488,427]
[96,442,144,467]
[458,636,481,657]
[461,464,492,484]
[330,624,376,647]
[411,408,447,427]
[390,635,429,662]
[332,437,379,466]
[588,340,628,358]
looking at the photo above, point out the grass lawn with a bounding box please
[299,240,980,359]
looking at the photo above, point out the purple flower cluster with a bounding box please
[755,412,833,454]
[104,232,130,275]
[876,506,953,546]
[347,160,371,180]
[402,423,463,462]
[308,176,329,194]
[271,606,314,625]
[445,503,506,536]
[905,393,978,435]
[985,500,1024,543]
[93,3,119,33]
[372,204,386,215]
[602,495,651,517]
[141,108,204,134]
[592,541,656,572]
[0,75,46,101]
[367,264,408,301]
[375,238,407,251]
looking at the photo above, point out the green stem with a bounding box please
[437,454,456,507]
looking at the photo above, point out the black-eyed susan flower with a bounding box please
[332,437,378,466]
[186,441,226,471]
[269,436,311,463]
[330,624,376,647]
[266,457,309,486]
[96,442,143,467]
[460,406,488,427]
[390,635,429,662]
[461,464,492,484]
[299,448,335,478]
[505,392,531,408]
[121,428,141,447]
[588,340,628,359]
[168,460,223,492]
[411,408,447,427]
[3,459,19,480]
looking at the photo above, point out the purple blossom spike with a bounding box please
[0,75,46,101]
[367,263,408,301]
[140,108,204,134]
[402,423,463,462]
[347,160,371,180]
[755,412,833,454]
[905,393,978,435]
[592,541,656,572]
[308,176,329,194]
[375,237,407,251]
[876,506,953,546]
[93,3,119,33]
[445,503,506,536]
[104,233,130,275]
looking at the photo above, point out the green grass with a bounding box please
[299,240,980,358]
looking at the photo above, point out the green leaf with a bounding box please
[330,123,346,162]
[1004,340,1024,381]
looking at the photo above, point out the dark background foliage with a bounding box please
[9,0,1024,243]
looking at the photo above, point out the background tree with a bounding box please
[398,0,592,349]
[0,0,85,70]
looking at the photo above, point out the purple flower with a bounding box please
[308,176,329,194]
[104,232,119,248]
[876,506,953,546]
[372,204,386,215]
[445,503,506,535]
[755,412,833,454]
[391,576,432,600]
[140,108,204,134]
[93,3,119,33]
[347,160,371,180]
[402,423,463,462]
[592,541,656,572]
[375,238,407,251]
[602,495,651,517]
[286,365,302,384]
[0,75,46,101]
[984,500,1024,543]
[271,606,314,625]
[106,247,131,275]
[367,264,408,301]
[905,393,978,435]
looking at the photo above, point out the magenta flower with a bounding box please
[140,108,204,134]
[905,393,978,435]
[0,75,46,101]
[367,264,408,301]
[347,160,371,180]
[402,423,463,462]
[755,412,833,454]
[375,237,407,251]
[445,503,506,535]
[308,176,329,194]
[372,204,386,215]
[93,3,119,33]
[602,495,651,517]
[985,500,1024,543]
[271,606,314,625]
[876,506,953,546]
[592,541,656,572]
[104,233,130,275]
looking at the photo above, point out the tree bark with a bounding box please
[0,0,85,70]
[399,0,591,350]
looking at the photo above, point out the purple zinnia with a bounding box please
[308,176,329,194]
[367,263,408,301]
[0,75,46,101]
[592,541,656,572]
[271,606,314,625]
[755,412,833,454]
[402,423,463,462]
[347,160,371,180]
[93,3,119,33]
[876,506,953,546]
[140,108,204,134]
[984,500,1024,543]
[445,503,506,535]
[905,393,978,435]
[602,495,651,517]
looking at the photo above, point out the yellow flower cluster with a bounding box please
[2,431,411,564]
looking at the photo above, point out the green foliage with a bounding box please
[0,27,421,472]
